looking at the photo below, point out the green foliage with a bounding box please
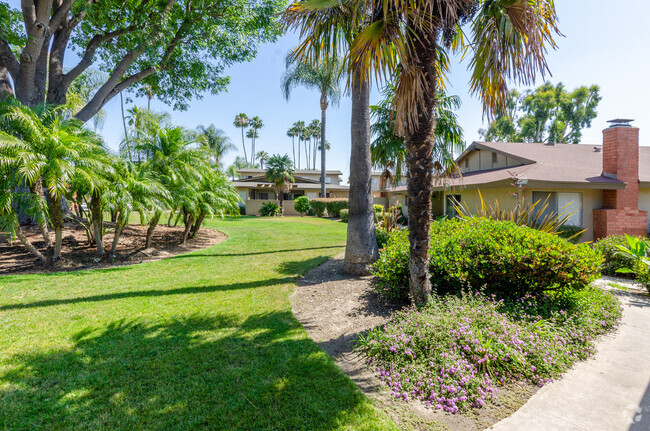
[373,218,602,301]
[373,204,384,213]
[592,235,647,277]
[294,196,310,215]
[479,82,601,144]
[340,209,349,223]
[457,190,584,240]
[375,227,391,251]
[325,199,349,217]
[259,201,281,217]
[310,199,326,217]
[612,235,650,292]
[370,85,465,185]
[357,288,621,413]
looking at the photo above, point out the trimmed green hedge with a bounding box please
[310,198,349,217]
[294,196,310,216]
[340,209,349,223]
[373,218,602,300]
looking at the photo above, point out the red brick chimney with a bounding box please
[593,120,648,239]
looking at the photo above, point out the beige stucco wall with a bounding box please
[441,187,602,242]
[387,194,409,218]
[639,188,650,234]
[245,199,301,216]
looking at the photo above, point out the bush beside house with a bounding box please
[294,196,310,216]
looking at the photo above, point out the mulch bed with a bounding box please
[0,222,226,276]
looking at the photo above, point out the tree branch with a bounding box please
[0,37,19,78]
[48,0,75,32]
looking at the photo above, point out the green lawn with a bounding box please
[0,217,398,430]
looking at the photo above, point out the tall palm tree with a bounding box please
[282,57,343,193]
[293,120,306,170]
[233,113,249,162]
[265,154,295,215]
[285,0,560,301]
[286,126,298,167]
[300,127,311,170]
[256,150,270,169]
[284,2,378,276]
[197,124,236,168]
[246,128,259,162]
[309,119,321,170]
[249,116,264,164]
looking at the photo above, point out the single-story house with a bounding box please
[232,168,384,216]
[384,119,650,242]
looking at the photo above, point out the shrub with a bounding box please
[558,225,584,243]
[309,199,327,217]
[325,199,349,217]
[357,288,621,414]
[340,209,349,223]
[259,201,281,217]
[376,227,390,250]
[294,196,310,216]
[374,204,384,213]
[373,218,602,301]
[592,234,647,276]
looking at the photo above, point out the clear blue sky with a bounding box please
[9,1,650,181]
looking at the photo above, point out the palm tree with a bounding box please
[265,154,295,215]
[246,128,259,160]
[309,119,321,170]
[286,126,298,167]
[0,99,108,261]
[300,127,311,170]
[285,0,559,300]
[233,113,249,162]
[282,57,343,193]
[284,2,378,276]
[249,116,264,164]
[371,85,465,187]
[293,121,306,170]
[256,151,270,169]
[197,125,236,168]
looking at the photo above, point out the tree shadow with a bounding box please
[277,256,332,276]
[0,312,376,430]
[169,245,345,259]
[629,379,650,430]
[0,277,299,312]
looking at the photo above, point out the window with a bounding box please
[464,158,469,168]
[326,177,332,184]
[371,177,379,190]
[492,152,498,166]
[258,192,269,200]
[532,191,582,226]
[445,194,461,218]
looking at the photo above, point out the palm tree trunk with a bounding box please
[91,192,105,256]
[29,178,52,249]
[181,210,194,244]
[320,93,328,197]
[110,212,125,258]
[48,193,64,262]
[297,138,301,169]
[167,207,175,226]
[14,219,48,264]
[343,66,378,275]
[241,127,248,162]
[145,210,161,249]
[189,210,206,238]
[304,140,309,170]
[292,137,296,168]
[405,28,439,305]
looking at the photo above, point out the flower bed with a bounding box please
[357,288,622,414]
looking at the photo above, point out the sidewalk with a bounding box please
[491,284,650,431]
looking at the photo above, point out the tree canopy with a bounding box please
[479,82,601,144]
[0,0,285,122]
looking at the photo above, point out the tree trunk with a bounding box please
[167,208,175,226]
[189,210,206,238]
[241,127,247,162]
[0,67,13,99]
[404,28,439,306]
[48,193,64,262]
[181,210,194,244]
[320,93,328,197]
[91,192,105,256]
[343,66,378,275]
[29,178,52,250]
[14,219,48,264]
[292,137,296,168]
[145,210,161,248]
[110,212,125,258]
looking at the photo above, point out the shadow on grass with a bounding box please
[0,312,377,430]
[0,276,299,312]
[169,245,345,258]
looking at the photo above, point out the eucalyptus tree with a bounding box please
[285,0,560,302]
[282,57,342,191]
[233,113,249,162]
[197,125,236,168]
[0,0,285,123]
[249,116,264,163]
[265,154,295,215]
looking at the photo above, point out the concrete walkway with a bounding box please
[491,282,650,431]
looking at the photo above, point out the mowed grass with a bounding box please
[0,217,398,430]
